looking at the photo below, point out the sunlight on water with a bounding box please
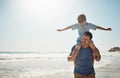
[0,51,120,78]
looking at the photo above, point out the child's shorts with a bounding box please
[76,37,81,45]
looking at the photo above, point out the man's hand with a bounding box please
[92,48,101,62]
[95,55,101,62]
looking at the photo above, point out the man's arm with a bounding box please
[96,26,112,31]
[57,26,71,32]
[93,48,101,62]
[89,41,101,62]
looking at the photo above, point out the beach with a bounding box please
[95,51,120,78]
[0,51,120,78]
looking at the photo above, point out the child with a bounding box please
[57,14,112,62]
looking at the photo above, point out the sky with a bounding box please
[0,0,120,52]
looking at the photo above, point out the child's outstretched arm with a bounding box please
[57,26,71,32]
[96,26,112,31]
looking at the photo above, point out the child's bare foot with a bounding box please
[67,56,75,62]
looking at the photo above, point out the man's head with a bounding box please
[81,32,93,47]
[77,14,86,26]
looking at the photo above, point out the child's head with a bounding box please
[77,14,86,24]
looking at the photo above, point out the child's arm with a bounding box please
[96,26,112,31]
[57,26,71,32]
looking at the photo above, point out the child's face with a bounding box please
[80,21,86,26]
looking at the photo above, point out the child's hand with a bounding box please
[106,28,112,31]
[57,29,63,31]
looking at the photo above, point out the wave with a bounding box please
[0,51,68,61]
[0,57,41,60]
[0,68,73,78]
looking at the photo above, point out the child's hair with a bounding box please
[84,32,93,40]
[77,14,86,23]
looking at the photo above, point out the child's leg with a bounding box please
[67,45,76,62]
[67,38,81,62]
[89,41,101,61]
[71,45,81,61]
[67,45,81,61]
[69,45,76,56]
[70,37,82,61]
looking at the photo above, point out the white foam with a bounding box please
[95,51,120,68]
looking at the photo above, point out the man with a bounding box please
[68,32,101,78]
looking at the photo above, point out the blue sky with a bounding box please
[0,0,120,52]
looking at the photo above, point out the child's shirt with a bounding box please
[70,22,97,40]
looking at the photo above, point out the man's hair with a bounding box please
[77,14,86,23]
[84,32,93,40]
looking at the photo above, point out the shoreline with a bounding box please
[0,51,120,78]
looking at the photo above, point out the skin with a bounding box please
[57,17,111,78]
[57,21,112,31]
[57,21,110,62]
[74,73,95,78]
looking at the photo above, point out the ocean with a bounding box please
[0,51,120,78]
[0,51,73,78]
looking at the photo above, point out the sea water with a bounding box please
[0,51,73,78]
[0,51,120,78]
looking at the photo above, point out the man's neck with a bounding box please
[82,45,89,48]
